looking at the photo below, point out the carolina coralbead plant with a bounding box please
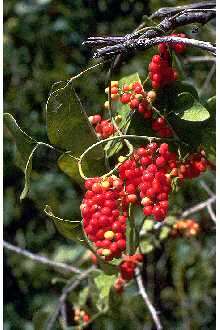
[4,4,216,326]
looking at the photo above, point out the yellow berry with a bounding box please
[101,180,110,189]
[104,101,109,109]
[111,81,119,88]
[147,90,157,102]
[102,249,111,256]
[104,231,115,240]
[115,115,122,123]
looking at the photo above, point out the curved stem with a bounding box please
[78,134,168,180]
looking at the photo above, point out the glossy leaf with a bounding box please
[94,273,117,306]
[175,92,210,122]
[44,205,83,242]
[58,151,107,184]
[46,82,103,159]
[4,113,39,200]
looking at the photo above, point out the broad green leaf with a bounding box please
[173,81,199,99]
[155,80,199,112]
[44,205,83,242]
[175,92,210,122]
[105,73,141,158]
[3,113,38,200]
[94,273,117,306]
[58,152,107,185]
[46,82,103,159]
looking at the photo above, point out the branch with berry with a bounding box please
[3,1,216,329]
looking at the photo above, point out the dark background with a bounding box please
[4,0,216,329]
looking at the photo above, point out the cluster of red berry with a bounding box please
[116,81,173,138]
[89,114,115,139]
[81,176,128,261]
[73,308,90,325]
[158,33,187,55]
[171,219,200,237]
[148,32,186,89]
[81,143,209,260]
[152,116,173,137]
[148,54,178,89]
[114,254,143,293]
[120,82,154,119]
[177,152,209,180]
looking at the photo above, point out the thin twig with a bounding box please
[150,1,216,19]
[200,180,215,197]
[181,196,216,218]
[199,63,216,96]
[83,3,215,59]
[184,56,216,63]
[3,240,82,275]
[207,204,216,223]
[46,267,95,330]
[135,267,163,330]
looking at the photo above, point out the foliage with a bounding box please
[4,1,215,330]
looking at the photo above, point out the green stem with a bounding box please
[78,134,169,180]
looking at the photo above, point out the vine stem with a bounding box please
[78,134,169,180]
[135,267,163,330]
[3,240,82,274]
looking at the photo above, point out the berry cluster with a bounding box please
[158,33,187,56]
[81,143,209,260]
[104,80,120,101]
[171,219,200,237]
[81,176,127,261]
[177,151,208,180]
[121,142,177,221]
[89,114,115,139]
[148,54,178,89]
[114,254,143,293]
[73,308,90,325]
[152,116,173,138]
[120,82,154,119]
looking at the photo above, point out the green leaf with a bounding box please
[132,204,145,232]
[154,81,199,113]
[3,113,38,200]
[105,73,141,158]
[58,151,107,184]
[139,240,154,254]
[79,287,89,307]
[175,92,210,122]
[94,273,117,306]
[33,310,51,330]
[46,81,103,159]
[126,205,139,255]
[159,226,171,240]
[44,205,83,242]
